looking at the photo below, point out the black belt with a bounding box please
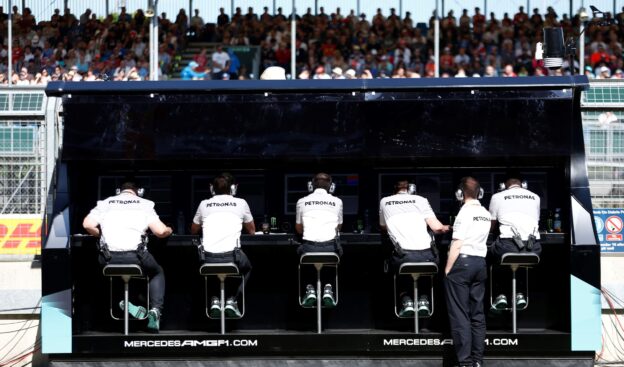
[303,240,336,246]
[403,248,433,253]
[111,250,137,254]
[459,254,482,258]
[204,251,235,257]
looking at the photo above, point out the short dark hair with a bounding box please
[312,172,332,191]
[394,178,410,193]
[213,173,235,195]
[120,181,139,194]
[460,176,481,199]
[505,177,522,188]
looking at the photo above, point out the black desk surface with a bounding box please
[70,232,566,247]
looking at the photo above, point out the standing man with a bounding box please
[191,173,255,318]
[379,179,450,316]
[445,177,491,367]
[296,173,343,307]
[83,181,173,333]
[488,174,542,309]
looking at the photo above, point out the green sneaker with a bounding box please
[493,294,508,310]
[146,308,161,333]
[209,296,221,318]
[322,284,336,308]
[224,297,242,318]
[399,296,415,317]
[119,301,147,319]
[302,284,317,307]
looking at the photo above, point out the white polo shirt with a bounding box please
[296,188,343,242]
[379,192,436,251]
[193,195,253,253]
[489,185,541,240]
[87,192,160,252]
[452,200,491,257]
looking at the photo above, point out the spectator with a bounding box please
[193,48,209,72]
[228,49,241,79]
[190,9,204,36]
[211,44,230,80]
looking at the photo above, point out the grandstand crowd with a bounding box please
[1,4,624,83]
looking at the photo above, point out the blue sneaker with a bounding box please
[302,284,317,307]
[119,301,147,319]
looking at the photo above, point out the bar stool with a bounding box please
[298,252,340,334]
[103,264,149,335]
[393,262,438,333]
[199,263,244,334]
[489,252,540,333]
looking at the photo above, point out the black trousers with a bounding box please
[99,250,165,311]
[391,249,438,299]
[297,240,342,289]
[444,254,487,367]
[491,237,542,262]
[203,249,252,299]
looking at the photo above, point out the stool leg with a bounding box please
[512,268,517,334]
[123,279,129,336]
[316,265,322,334]
[413,275,419,334]
[220,276,226,335]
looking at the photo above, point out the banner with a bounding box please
[0,216,42,255]
[594,209,624,253]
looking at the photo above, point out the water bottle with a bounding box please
[553,208,562,233]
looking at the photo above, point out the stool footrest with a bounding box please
[300,252,340,265]
[200,263,240,275]
[103,264,143,277]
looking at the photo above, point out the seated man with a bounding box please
[295,172,343,307]
[488,174,542,310]
[191,173,255,318]
[379,179,450,316]
[82,181,173,333]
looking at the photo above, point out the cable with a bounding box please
[0,346,38,367]
[0,308,40,313]
[597,287,624,364]
[0,325,38,335]
[0,299,40,363]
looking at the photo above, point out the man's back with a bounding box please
[194,195,253,253]
[296,189,343,242]
[88,192,158,251]
[380,193,434,251]
[489,186,540,240]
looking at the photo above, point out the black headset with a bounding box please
[498,180,528,192]
[116,187,144,197]
[395,182,417,195]
[210,184,237,196]
[210,174,238,196]
[307,175,336,194]
[455,178,484,201]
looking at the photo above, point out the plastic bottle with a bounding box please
[553,208,562,233]
[262,215,270,234]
